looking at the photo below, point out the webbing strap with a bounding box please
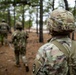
[52,40,76,57]
[70,41,76,57]
[52,40,69,57]
[52,40,76,75]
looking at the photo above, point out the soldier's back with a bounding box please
[0,22,9,34]
[12,30,27,48]
[33,37,73,75]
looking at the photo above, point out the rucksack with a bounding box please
[35,40,76,75]
[13,31,26,49]
[0,25,8,34]
[52,40,76,75]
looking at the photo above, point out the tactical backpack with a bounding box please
[52,40,76,75]
[13,32,27,49]
[35,40,76,75]
[0,25,8,34]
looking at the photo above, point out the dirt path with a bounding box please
[0,30,76,75]
[0,32,51,75]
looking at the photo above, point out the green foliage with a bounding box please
[10,18,32,29]
[0,10,8,22]
[69,7,76,18]
[72,8,76,17]
[30,0,39,4]
[10,16,14,27]
[24,20,32,29]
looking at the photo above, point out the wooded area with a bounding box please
[0,0,76,75]
[0,0,76,42]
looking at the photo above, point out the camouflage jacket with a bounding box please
[33,36,76,75]
[12,30,28,49]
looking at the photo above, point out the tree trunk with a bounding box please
[64,0,69,10]
[7,8,11,27]
[36,6,38,35]
[22,5,24,30]
[14,6,16,30]
[39,0,43,42]
[52,0,55,10]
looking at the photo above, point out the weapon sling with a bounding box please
[52,40,76,75]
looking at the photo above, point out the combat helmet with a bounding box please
[2,19,5,22]
[47,9,75,35]
[15,21,23,30]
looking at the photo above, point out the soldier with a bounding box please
[12,22,29,72]
[0,19,11,45]
[33,9,76,75]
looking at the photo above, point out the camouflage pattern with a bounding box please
[12,30,28,65]
[0,21,11,33]
[0,21,11,45]
[15,21,23,29]
[33,9,76,75]
[33,37,76,75]
[47,9,75,35]
[12,30,28,49]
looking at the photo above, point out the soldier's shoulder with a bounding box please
[22,30,28,35]
[1,22,7,25]
[38,41,64,55]
[12,31,18,36]
[21,30,25,34]
[22,30,25,33]
[38,42,56,52]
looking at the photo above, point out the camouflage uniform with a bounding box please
[33,9,76,75]
[12,22,29,72]
[0,19,11,45]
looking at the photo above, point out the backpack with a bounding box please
[0,25,8,34]
[13,31,26,49]
[35,40,76,75]
[52,40,76,75]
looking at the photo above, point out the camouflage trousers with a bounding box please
[14,47,28,66]
[0,33,8,45]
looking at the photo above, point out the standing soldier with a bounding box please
[33,9,76,75]
[0,19,11,45]
[12,22,29,72]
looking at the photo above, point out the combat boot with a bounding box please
[15,62,21,67]
[15,59,21,67]
[24,64,29,72]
